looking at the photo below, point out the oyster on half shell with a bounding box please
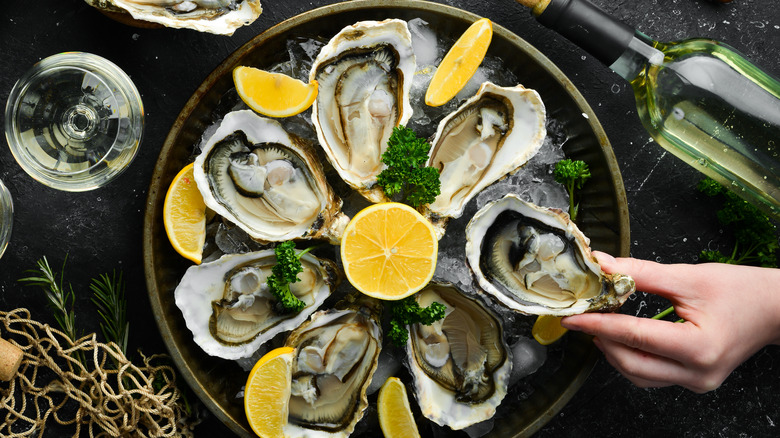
[406,282,511,430]
[310,19,416,203]
[174,249,339,360]
[283,297,382,437]
[193,110,349,244]
[84,0,263,35]
[425,82,546,231]
[466,194,635,316]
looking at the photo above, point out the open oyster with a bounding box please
[193,110,349,243]
[309,19,416,203]
[406,282,511,430]
[283,297,382,437]
[466,194,635,316]
[425,82,546,232]
[84,0,263,35]
[174,249,339,360]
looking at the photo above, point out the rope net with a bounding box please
[0,308,196,438]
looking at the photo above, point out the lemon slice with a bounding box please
[425,18,493,107]
[378,377,421,438]
[244,346,295,438]
[532,315,569,345]
[340,203,438,300]
[233,66,318,117]
[163,163,206,264]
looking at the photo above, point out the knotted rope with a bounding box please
[0,308,195,438]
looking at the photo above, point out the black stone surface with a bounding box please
[0,0,778,436]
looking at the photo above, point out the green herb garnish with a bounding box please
[19,256,85,364]
[19,256,80,342]
[90,271,129,355]
[387,295,447,346]
[697,177,778,267]
[269,241,317,314]
[376,126,441,208]
[553,158,591,222]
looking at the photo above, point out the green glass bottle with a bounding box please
[521,0,780,219]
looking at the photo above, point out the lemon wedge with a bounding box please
[425,18,493,107]
[234,66,318,117]
[163,163,206,264]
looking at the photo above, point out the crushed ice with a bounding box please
[194,17,582,432]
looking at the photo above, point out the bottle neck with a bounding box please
[535,0,663,80]
[609,31,665,81]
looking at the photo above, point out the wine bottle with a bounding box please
[517,0,780,219]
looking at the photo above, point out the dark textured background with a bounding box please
[0,0,778,436]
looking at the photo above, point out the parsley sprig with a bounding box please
[268,241,317,314]
[553,158,591,222]
[387,295,447,346]
[376,126,441,208]
[697,177,778,267]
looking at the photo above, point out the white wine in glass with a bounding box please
[5,52,144,191]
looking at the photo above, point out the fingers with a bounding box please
[594,337,688,387]
[562,313,695,361]
[592,251,697,301]
[593,337,723,393]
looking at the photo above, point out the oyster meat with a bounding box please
[310,19,416,203]
[466,194,635,316]
[174,249,339,360]
[406,282,511,430]
[84,0,263,35]
[425,82,547,224]
[193,110,349,243]
[283,298,382,437]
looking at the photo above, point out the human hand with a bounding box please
[561,251,780,393]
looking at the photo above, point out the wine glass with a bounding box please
[4,52,144,191]
[0,179,12,259]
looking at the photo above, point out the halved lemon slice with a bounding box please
[425,18,493,107]
[163,163,206,264]
[532,315,569,345]
[244,346,295,438]
[340,203,438,300]
[233,66,318,117]
[378,377,421,438]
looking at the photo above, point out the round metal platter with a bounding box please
[142,1,631,436]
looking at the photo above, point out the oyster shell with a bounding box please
[309,19,416,203]
[283,297,382,437]
[424,82,546,235]
[466,194,635,316]
[193,110,349,244]
[406,282,511,430]
[174,249,338,360]
[84,0,263,35]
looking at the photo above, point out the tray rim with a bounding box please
[143,1,631,436]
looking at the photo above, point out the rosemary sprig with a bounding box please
[19,256,85,364]
[90,271,129,356]
[19,256,79,342]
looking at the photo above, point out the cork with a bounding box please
[0,337,23,381]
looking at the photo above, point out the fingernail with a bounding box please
[560,316,580,331]
[592,251,615,265]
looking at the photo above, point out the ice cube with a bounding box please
[409,18,439,67]
[508,336,547,386]
[366,347,402,395]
